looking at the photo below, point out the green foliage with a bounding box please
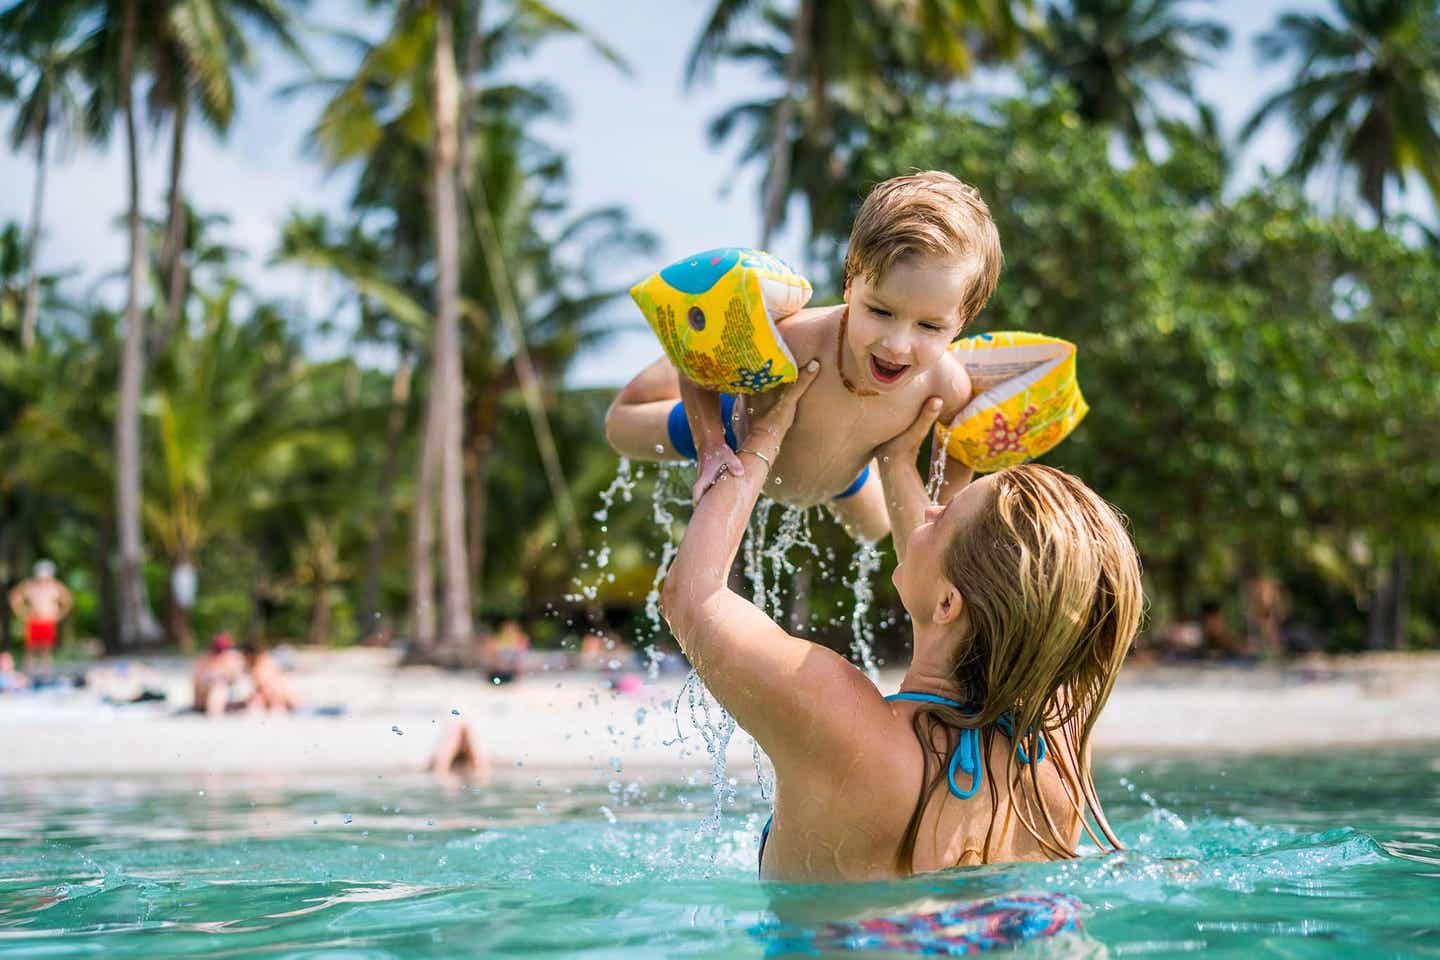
[1023,0,1230,158]
[840,88,1440,647]
[1243,0,1440,221]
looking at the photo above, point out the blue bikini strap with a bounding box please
[885,692,1046,800]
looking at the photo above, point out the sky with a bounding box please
[1,0,1433,387]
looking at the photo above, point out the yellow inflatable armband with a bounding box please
[942,332,1088,472]
[630,247,811,394]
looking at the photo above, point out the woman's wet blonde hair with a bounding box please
[898,464,1143,871]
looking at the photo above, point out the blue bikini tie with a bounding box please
[885,692,1047,800]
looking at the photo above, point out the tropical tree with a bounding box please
[143,280,359,648]
[288,0,627,654]
[687,0,1027,248]
[146,0,309,353]
[0,4,89,351]
[1023,0,1230,159]
[1242,0,1440,223]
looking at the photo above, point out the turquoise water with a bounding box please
[1,750,1437,957]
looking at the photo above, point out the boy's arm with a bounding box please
[679,376,747,504]
[935,359,975,504]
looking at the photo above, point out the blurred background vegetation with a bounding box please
[0,0,1436,661]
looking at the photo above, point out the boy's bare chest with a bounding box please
[741,370,927,501]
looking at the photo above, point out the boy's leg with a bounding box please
[825,464,892,544]
[605,355,686,460]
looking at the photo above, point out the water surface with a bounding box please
[1,750,1436,957]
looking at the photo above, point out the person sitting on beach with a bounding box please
[8,560,73,677]
[192,633,245,716]
[0,651,30,693]
[244,641,299,713]
[660,363,1143,882]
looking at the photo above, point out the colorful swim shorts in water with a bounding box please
[753,892,1082,956]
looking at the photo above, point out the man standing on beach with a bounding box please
[9,560,73,677]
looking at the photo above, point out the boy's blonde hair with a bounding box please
[898,464,1142,871]
[843,170,1002,328]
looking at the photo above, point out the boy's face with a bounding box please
[843,253,973,392]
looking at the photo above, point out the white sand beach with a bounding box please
[3,648,1438,777]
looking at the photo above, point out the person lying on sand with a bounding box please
[428,718,492,779]
[660,362,1143,882]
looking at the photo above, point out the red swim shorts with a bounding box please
[25,619,57,650]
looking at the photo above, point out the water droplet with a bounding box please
[361,830,369,839]
[599,805,617,824]
[391,725,404,736]
[492,676,502,685]
[344,813,354,825]
[197,789,205,797]
[654,444,665,454]
[773,476,782,485]
[450,708,460,716]
[437,856,448,867]
[426,818,435,827]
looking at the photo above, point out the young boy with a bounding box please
[605,171,1001,542]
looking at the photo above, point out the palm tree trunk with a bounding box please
[431,0,474,648]
[461,189,581,556]
[115,0,160,649]
[466,380,501,600]
[760,0,813,249]
[360,355,413,640]
[166,549,195,653]
[21,115,48,352]
[160,91,189,354]
[409,370,441,653]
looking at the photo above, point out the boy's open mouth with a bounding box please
[869,354,910,384]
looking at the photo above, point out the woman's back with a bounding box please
[761,696,1085,883]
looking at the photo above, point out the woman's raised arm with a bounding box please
[659,362,889,771]
[874,398,947,562]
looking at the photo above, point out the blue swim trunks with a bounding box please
[668,396,870,500]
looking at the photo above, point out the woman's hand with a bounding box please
[874,397,948,563]
[875,396,944,466]
[739,360,821,462]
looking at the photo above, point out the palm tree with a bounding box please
[1242,0,1440,224]
[147,0,309,354]
[687,0,1026,247]
[144,280,357,648]
[289,0,626,653]
[0,5,88,351]
[1024,0,1230,159]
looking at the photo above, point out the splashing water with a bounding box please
[672,670,738,836]
[926,423,953,503]
[642,463,688,648]
[847,540,884,683]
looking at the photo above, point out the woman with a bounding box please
[660,361,1142,883]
